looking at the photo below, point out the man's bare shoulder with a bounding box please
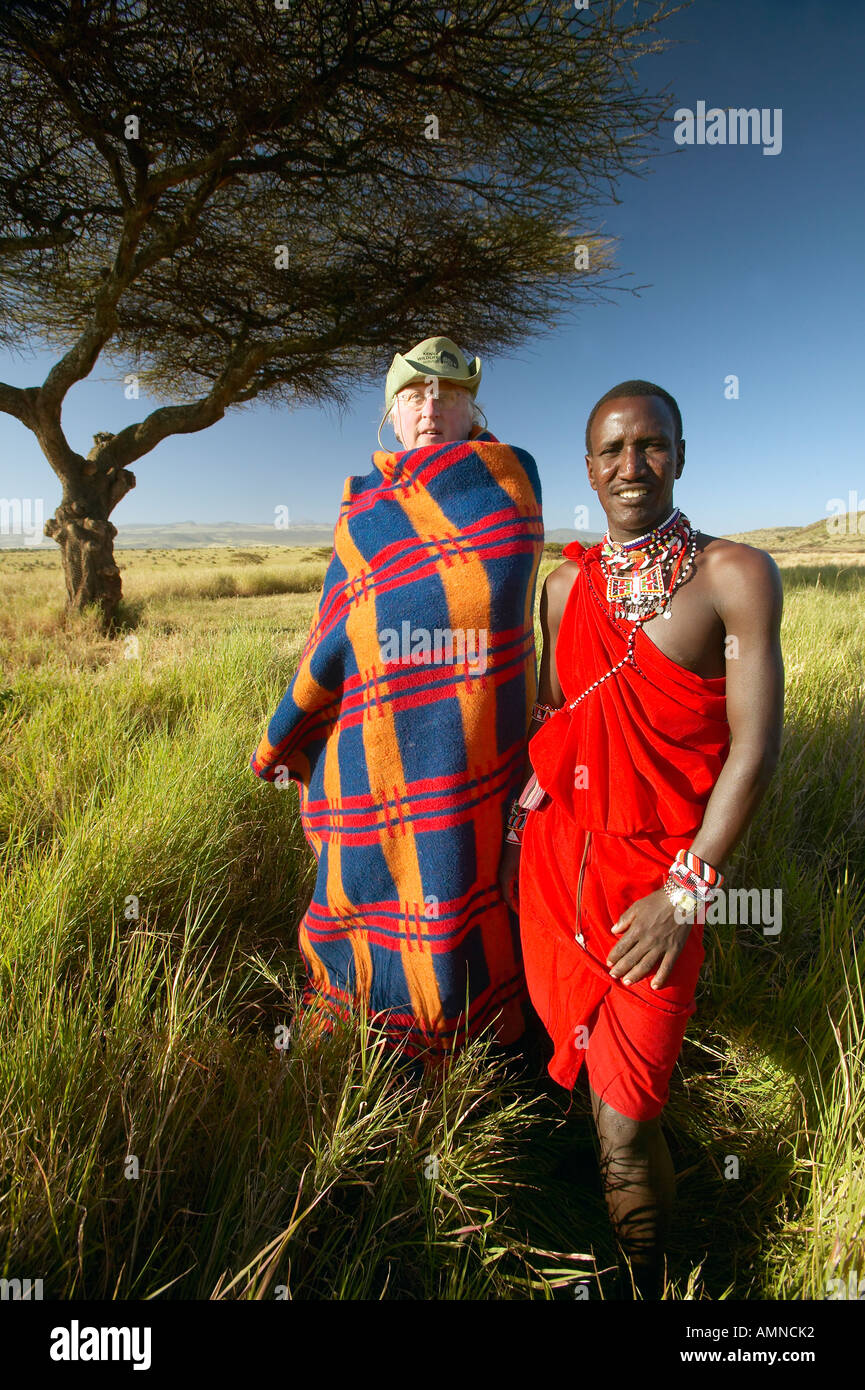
[696,535,783,609]
[544,556,582,590]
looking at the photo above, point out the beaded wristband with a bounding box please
[663,876,699,918]
[668,850,724,903]
[531,701,561,723]
[505,800,527,847]
[668,861,715,902]
[675,847,724,888]
[516,771,548,812]
[505,773,550,847]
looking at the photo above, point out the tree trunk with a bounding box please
[43,433,136,630]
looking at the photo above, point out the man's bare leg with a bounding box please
[590,1087,675,1299]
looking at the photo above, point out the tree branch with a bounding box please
[0,379,32,424]
[0,228,76,254]
[103,344,270,469]
[34,161,242,419]
[37,202,155,412]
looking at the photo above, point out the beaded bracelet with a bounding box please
[675,848,724,889]
[663,876,700,918]
[668,861,715,902]
[505,800,528,846]
[668,850,724,903]
[505,772,550,846]
[516,771,548,813]
[531,701,561,723]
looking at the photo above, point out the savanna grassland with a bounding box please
[0,543,863,1300]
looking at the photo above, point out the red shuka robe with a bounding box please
[518,540,729,1117]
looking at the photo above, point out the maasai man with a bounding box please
[251,337,544,1063]
[499,380,784,1298]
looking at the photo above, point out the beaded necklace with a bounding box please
[563,512,699,712]
[600,508,690,621]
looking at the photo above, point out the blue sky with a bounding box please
[1,0,863,538]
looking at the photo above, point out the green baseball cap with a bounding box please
[379,336,482,444]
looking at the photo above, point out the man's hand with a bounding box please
[606,889,692,989]
[498,840,521,912]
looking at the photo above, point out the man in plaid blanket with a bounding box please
[251,336,544,1061]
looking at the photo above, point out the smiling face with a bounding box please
[585,395,685,541]
[391,382,474,449]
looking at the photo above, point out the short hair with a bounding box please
[585,380,683,453]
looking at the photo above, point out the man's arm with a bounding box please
[498,558,579,908]
[688,545,784,868]
[523,559,578,757]
[536,560,575,705]
[607,545,784,989]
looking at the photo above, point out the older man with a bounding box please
[501,380,784,1297]
[251,336,544,1062]
[380,343,485,450]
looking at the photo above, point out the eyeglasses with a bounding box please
[396,385,470,410]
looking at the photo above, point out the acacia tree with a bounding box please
[0,0,676,626]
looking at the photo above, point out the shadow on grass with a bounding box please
[497,1030,800,1302]
[110,596,147,632]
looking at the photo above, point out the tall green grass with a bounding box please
[0,551,862,1298]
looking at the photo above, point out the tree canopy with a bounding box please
[0,0,677,619]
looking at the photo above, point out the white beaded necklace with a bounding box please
[600,508,690,621]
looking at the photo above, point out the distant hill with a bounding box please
[552,514,865,553]
[546,515,865,558]
[104,521,337,549]
[725,511,865,553]
[4,513,862,554]
[543,528,604,548]
[111,521,338,549]
[106,522,605,551]
[0,519,339,550]
[0,519,604,551]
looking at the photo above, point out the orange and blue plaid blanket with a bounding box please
[250,430,543,1057]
